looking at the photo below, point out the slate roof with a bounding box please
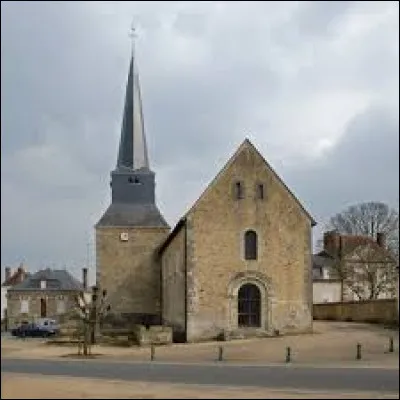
[8,269,83,292]
[96,203,169,228]
[312,252,338,280]
[117,54,149,171]
[312,253,335,268]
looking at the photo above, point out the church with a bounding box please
[95,45,316,342]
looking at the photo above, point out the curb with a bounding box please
[2,354,399,370]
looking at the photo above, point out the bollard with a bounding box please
[285,346,291,363]
[356,343,362,360]
[150,344,155,361]
[218,345,224,361]
[389,337,394,353]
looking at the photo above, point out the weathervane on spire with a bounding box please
[129,20,137,58]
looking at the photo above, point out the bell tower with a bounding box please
[95,27,170,325]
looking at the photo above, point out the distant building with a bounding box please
[313,231,397,303]
[312,251,341,303]
[6,268,87,330]
[1,264,29,321]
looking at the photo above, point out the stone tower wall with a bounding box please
[96,226,169,325]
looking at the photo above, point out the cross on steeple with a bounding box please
[129,21,137,58]
[116,22,149,171]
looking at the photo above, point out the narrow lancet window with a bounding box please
[244,230,258,260]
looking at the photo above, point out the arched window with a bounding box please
[244,230,257,260]
[238,283,261,327]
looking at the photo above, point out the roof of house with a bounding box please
[8,269,83,292]
[312,233,396,281]
[1,269,30,287]
[312,252,339,280]
[340,235,378,253]
[312,252,335,268]
[328,234,395,262]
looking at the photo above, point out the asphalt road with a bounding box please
[1,358,399,393]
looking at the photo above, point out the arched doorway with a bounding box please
[40,298,47,318]
[238,283,261,327]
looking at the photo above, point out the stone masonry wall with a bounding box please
[161,226,186,338]
[313,298,398,324]
[186,142,313,341]
[96,227,169,320]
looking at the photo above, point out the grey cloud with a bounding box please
[284,105,399,241]
[293,0,355,38]
[1,1,398,280]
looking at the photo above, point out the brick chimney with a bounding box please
[323,230,341,256]
[376,232,386,248]
[17,263,26,283]
[5,267,11,281]
[82,268,88,290]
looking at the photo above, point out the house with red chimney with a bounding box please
[1,264,29,322]
[313,231,397,303]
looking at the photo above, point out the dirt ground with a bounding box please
[1,322,399,367]
[2,373,399,399]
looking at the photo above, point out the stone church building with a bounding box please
[96,47,316,342]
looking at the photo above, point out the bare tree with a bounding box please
[74,286,111,356]
[343,244,397,300]
[327,202,399,260]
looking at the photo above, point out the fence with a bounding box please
[313,298,398,324]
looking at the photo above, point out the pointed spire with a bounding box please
[117,26,149,171]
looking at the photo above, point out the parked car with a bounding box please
[36,318,59,330]
[11,322,59,338]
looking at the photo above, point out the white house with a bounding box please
[312,251,342,303]
[313,231,397,304]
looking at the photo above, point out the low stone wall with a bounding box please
[99,325,173,346]
[313,298,398,324]
[133,325,173,346]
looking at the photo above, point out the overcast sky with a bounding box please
[1,1,399,283]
